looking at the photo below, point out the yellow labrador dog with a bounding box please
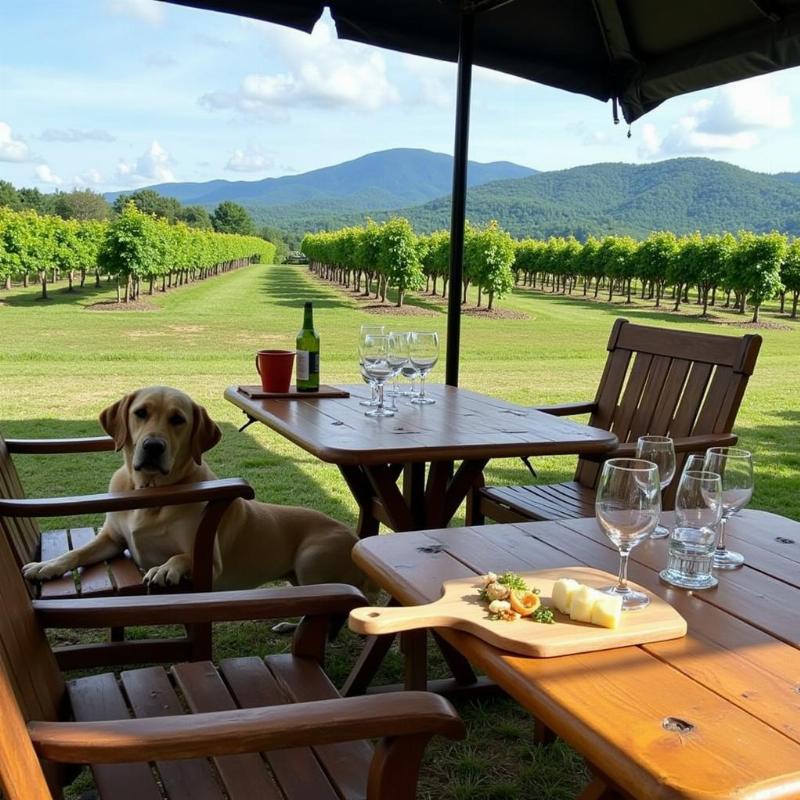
[22,386,364,592]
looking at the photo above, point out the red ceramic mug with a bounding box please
[255,349,295,393]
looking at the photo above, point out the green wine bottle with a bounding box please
[295,301,320,392]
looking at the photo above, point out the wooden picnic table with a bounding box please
[225,383,617,537]
[353,510,800,800]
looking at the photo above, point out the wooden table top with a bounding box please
[353,510,800,800]
[225,384,617,466]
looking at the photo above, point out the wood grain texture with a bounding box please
[352,510,800,800]
[350,567,686,657]
[225,384,617,466]
[237,384,350,399]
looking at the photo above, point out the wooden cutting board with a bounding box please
[349,566,687,657]
[237,384,350,399]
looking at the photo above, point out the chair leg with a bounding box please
[465,474,486,526]
[110,626,124,642]
[188,622,212,661]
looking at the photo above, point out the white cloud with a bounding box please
[35,164,63,186]
[638,75,790,159]
[226,144,273,172]
[201,17,400,116]
[40,128,115,143]
[73,169,104,187]
[0,122,30,162]
[105,0,164,25]
[117,140,175,185]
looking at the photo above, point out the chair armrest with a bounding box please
[29,692,464,764]
[0,478,254,518]
[34,584,366,628]
[533,401,597,417]
[584,433,738,461]
[4,436,115,454]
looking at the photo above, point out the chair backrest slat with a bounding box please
[0,435,42,565]
[575,320,762,494]
[0,523,64,726]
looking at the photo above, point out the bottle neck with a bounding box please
[302,304,314,330]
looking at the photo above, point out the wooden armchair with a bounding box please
[0,524,464,800]
[468,318,761,525]
[0,432,254,668]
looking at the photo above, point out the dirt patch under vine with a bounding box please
[361,303,439,316]
[461,306,530,320]
[87,300,158,312]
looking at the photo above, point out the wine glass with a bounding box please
[359,334,397,418]
[386,331,411,401]
[595,458,661,610]
[660,468,722,589]
[409,331,439,405]
[636,435,676,539]
[703,447,753,569]
[358,324,384,407]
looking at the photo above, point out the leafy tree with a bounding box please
[697,233,735,315]
[53,189,111,221]
[18,187,55,216]
[0,181,20,211]
[781,238,800,319]
[259,224,288,262]
[112,190,181,222]
[178,205,213,229]
[377,217,424,307]
[732,231,786,322]
[635,231,678,306]
[464,221,515,309]
[212,201,254,235]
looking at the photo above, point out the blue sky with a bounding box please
[2,0,800,193]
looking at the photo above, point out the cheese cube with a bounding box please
[590,593,623,629]
[551,578,581,615]
[569,585,599,623]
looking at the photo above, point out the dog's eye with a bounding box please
[169,414,186,426]
[133,408,147,420]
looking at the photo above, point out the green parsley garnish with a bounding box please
[479,571,555,624]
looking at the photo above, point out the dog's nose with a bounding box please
[142,438,166,457]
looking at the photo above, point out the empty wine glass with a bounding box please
[386,331,411,401]
[596,458,661,610]
[409,331,439,405]
[703,447,753,570]
[636,435,675,539]
[358,324,384,407]
[359,334,398,418]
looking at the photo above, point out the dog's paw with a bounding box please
[143,560,189,588]
[22,560,66,582]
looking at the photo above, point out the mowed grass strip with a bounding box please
[0,264,797,799]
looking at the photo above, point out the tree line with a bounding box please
[302,220,800,321]
[0,204,275,301]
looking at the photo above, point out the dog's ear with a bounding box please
[99,391,138,451]
[190,402,222,464]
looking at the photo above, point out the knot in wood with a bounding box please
[662,717,694,733]
[416,545,444,554]
[775,536,795,544]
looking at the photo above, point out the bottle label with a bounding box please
[296,350,309,381]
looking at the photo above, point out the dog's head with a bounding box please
[100,387,221,486]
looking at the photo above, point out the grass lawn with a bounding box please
[1,264,797,799]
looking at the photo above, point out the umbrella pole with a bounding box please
[445,9,474,387]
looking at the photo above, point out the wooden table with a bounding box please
[353,510,800,800]
[225,383,617,537]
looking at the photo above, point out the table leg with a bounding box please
[403,462,426,529]
[401,630,428,691]
[338,465,380,538]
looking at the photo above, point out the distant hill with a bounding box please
[105,148,536,212]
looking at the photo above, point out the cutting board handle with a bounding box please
[349,604,452,636]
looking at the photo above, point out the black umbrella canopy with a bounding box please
[166,0,800,122]
[163,0,800,384]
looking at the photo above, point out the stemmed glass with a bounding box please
[636,435,676,539]
[703,447,753,569]
[386,331,411,401]
[409,332,439,406]
[358,325,384,407]
[595,458,661,610]
[660,468,722,589]
[359,334,399,418]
